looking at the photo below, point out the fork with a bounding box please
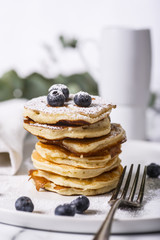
[93,164,147,240]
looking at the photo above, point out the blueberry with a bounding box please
[74,91,92,107]
[48,84,69,101]
[15,196,34,212]
[55,204,76,216]
[71,195,90,214]
[147,163,160,178]
[47,90,65,106]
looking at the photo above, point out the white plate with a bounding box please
[0,140,160,234]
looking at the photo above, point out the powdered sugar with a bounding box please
[24,95,115,117]
[0,175,159,220]
[75,91,90,96]
[30,122,63,130]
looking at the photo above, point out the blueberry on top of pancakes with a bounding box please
[74,91,92,107]
[47,89,65,107]
[48,84,69,101]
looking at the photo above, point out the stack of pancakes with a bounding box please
[23,94,126,195]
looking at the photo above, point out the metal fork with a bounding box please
[93,164,147,240]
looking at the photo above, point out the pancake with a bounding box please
[23,117,111,140]
[23,95,116,125]
[29,165,123,196]
[30,179,119,196]
[29,165,123,190]
[38,123,126,155]
[35,141,120,168]
[31,150,121,179]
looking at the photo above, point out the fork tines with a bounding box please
[109,164,147,207]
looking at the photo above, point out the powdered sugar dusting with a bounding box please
[24,95,115,117]
[76,91,89,96]
[0,176,159,220]
[31,122,63,130]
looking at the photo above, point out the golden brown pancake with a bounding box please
[23,95,116,124]
[29,165,123,196]
[31,150,121,179]
[35,141,121,168]
[23,117,111,140]
[38,123,126,155]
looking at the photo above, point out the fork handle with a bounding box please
[93,198,122,240]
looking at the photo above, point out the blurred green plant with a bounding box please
[0,70,99,101]
[0,35,99,101]
[148,92,157,108]
[59,35,78,49]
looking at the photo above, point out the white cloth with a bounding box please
[0,99,27,175]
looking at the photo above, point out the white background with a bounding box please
[0,0,160,92]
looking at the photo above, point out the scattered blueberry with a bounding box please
[71,195,90,214]
[147,163,160,178]
[47,90,65,106]
[48,84,69,101]
[15,196,34,212]
[55,204,76,216]
[74,91,92,107]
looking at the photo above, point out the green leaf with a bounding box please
[148,92,157,107]
[59,35,78,49]
[0,70,23,100]
[0,81,12,101]
[66,72,99,95]
[23,73,53,99]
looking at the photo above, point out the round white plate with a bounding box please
[0,140,160,234]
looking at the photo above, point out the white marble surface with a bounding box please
[0,223,160,240]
